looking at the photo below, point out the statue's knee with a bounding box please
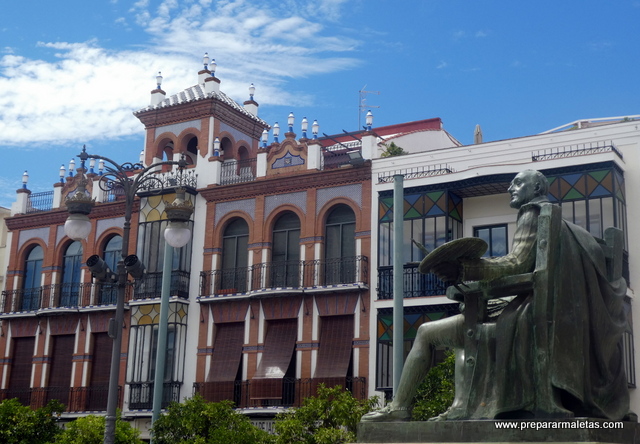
[416,323,433,341]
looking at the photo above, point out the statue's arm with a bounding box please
[461,205,539,281]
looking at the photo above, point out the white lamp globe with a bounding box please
[65,214,92,241]
[164,221,191,248]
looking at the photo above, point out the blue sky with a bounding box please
[1,0,639,208]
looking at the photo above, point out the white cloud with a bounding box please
[0,0,360,147]
[436,61,448,69]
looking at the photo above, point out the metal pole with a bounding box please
[150,240,173,441]
[68,148,184,444]
[392,174,404,396]
[104,216,132,444]
[103,262,125,444]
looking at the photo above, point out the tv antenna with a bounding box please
[359,86,380,129]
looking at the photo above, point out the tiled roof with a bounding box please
[134,84,269,126]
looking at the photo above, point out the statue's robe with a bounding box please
[459,198,629,420]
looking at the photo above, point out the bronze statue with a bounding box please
[363,170,630,422]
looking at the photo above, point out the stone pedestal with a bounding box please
[357,418,639,443]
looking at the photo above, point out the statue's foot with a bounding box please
[428,407,452,421]
[361,405,410,422]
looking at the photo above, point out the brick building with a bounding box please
[0,59,460,436]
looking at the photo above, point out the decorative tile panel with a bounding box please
[96,217,125,235]
[265,192,306,216]
[272,152,305,169]
[155,119,201,140]
[316,184,362,213]
[220,122,251,145]
[214,198,256,225]
[18,227,50,251]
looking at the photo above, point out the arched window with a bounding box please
[162,142,174,162]
[22,245,44,310]
[271,212,300,287]
[60,241,83,307]
[104,235,122,272]
[99,235,122,305]
[221,219,249,293]
[324,205,356,284]
[186,136,198,165]
[220,137,233,159]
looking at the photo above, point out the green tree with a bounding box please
[151,395,274,444]
[274,385,378,444]
[0,398,64,444]
[380,142,406,158]
[54,412,142,444]
[411,350,456,420]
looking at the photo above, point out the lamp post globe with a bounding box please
[164,221,191,248]
[64,214,92,241]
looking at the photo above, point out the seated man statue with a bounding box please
[363,169,629,422]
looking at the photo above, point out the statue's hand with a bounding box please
[431,260,461,282]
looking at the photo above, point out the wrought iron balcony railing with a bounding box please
[193,376,367,408]
[220,158,256,185]
[26,191,54,213]
[199,256,368,297]
[1,283,134,313]
[132,271,190,300]
[128,382,181,410]
[0,385,121,412]
[377,263,451,299]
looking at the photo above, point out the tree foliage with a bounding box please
[411,350,456,420]
[274,385,378,444]
[151,395,274,444]
[0,398,64,444]
[54,412,142,444]
[380,142,407,158]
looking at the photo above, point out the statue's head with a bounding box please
[507,170,548,209]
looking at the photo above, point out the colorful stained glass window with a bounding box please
[546,167,626,241]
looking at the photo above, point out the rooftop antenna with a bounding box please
[359,85,380,129]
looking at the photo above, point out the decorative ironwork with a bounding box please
[532,141,623,162]
[0,282,135,313]
[133,271,190,300]
[199,256,369,298]
[325,140,362,151]
[128,382,181,410]
[377,264,451,299]
[323,152,351,169]
[220,158,256,185]
[26,191,53,213]
[0,385,122,412]
[193,377,367,408]
[377,164,455,183]
[137,168,197,193]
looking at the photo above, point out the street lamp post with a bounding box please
[150,187,193,441]
[64,146,188,444]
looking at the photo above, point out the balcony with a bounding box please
[193,377,367,408]
[377,264,450,299]
[128,382,181,410]
[221,158,256,185]
[1,283,134,314]
[132,271,190,300]
[199,256,368,298]
[0,385,121,412]
[26,191,54,214]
